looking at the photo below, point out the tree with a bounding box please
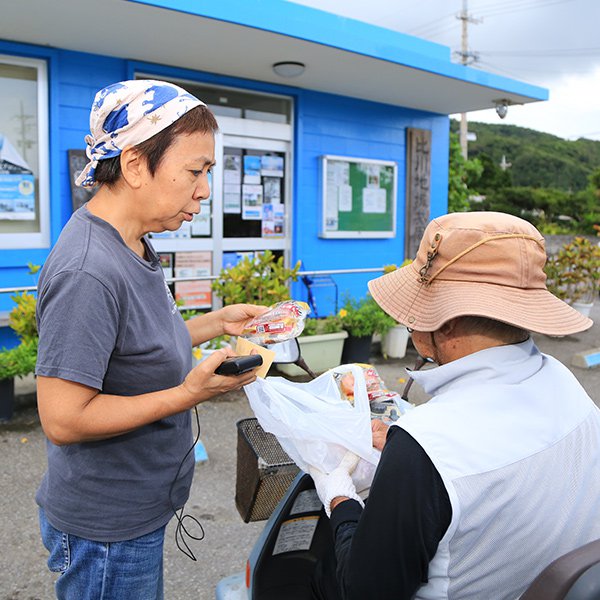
[448,132,482,212]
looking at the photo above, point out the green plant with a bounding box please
[301,315,344,336]
[544,237,600,304]
[0,263,40,381]
[382,259,413,274]
[203,334,232,350]
[9,291,38,342]
[338,296,396,338]
[0,338,38,381]
[180,308,205,321]
[212,250,301,306]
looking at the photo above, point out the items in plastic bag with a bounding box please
[333,363,411,422]
[241,300,310,345]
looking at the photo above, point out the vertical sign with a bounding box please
[405,129,431,258]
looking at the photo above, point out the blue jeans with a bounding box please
[39,508,165,600]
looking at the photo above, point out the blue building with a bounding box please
[0,0,546,345]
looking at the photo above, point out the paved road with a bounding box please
[2,304,600,599]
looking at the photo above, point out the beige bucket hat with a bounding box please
[368,211,592,336]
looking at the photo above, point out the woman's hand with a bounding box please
[185,303,270,347]
[180,348,260,408]
[218,303,270,336]
[371,419,390,451]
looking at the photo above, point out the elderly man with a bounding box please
[310,212,600,600]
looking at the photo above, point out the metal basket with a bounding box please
[235,417,300,522]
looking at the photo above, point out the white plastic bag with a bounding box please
[244,364,381,476]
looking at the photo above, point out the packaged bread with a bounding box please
[241,300,311,345]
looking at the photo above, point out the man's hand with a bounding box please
[372,419,390,451]
[309,451,364,517]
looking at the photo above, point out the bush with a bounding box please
[302,316,344,336]
[0,338,38,381]
[544,237,600,304]
[338,296,396,338]
[212,250,301,306]
[9,291,38,342]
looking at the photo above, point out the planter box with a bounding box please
[277,331,348,377]
[572,301,594,318]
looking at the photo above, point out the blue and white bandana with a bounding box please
[76,79,206,187]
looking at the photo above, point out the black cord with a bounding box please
[401,356,431,401]
[168,405,205,561]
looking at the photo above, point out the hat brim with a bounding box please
[368,264,592,337]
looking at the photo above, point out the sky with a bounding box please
[290,0,600,142]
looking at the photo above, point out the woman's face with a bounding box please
[141,130,215,232]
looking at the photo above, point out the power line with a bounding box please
[479,48,600,57]
[477,0,574,19]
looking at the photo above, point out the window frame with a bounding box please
[0,53,50,249]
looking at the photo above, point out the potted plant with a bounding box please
[544,237,600,317]
[0,286,39,421]
[212,250,301,306]
[339,295,396,364]
[276,315,348,377]
[379,261,412,358]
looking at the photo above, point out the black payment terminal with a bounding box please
[214,354,263,376]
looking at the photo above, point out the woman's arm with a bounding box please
[37,348,257,445]
[185,304,269,347]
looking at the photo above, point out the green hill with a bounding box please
[450,120,600,191]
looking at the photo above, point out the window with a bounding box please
[136,75,292,123]
[0,54,49,249]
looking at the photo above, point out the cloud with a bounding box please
[290,0,600,140]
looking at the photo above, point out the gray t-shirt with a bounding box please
[35,206,194,542]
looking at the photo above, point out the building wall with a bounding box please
[0,39,449,345]
[293,90,448,308]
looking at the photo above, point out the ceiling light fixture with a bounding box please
[272,61,306,78]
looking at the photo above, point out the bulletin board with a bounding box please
[320,155,397,238]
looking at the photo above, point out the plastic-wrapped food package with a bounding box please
[241,300,310,345]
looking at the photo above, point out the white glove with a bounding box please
[308,451,365,517]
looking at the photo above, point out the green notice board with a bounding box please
[320,155,397,238]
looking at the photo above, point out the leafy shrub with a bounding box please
[302,316,344,336]
[212,250,301,306]
[544,237,600,304]
[338,296,396,338]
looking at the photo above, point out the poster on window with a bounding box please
[261,155,284,177]
[0,173,35,220]
[243,155,261,184]
[263,177,281,203]
[224,154,242,184]
[174,251,212,308]
[262,203,285,238]
[242,184,263,220]
[0,133,36,220]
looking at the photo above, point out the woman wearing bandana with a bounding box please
[34,80,267,599]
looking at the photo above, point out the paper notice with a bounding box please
[290,490,322,515]
[272,516,319,555]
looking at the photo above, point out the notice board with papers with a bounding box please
[320,155,397,238]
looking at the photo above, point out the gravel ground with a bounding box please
[1,304,600,599]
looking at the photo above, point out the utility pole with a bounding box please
[456,0,480,159]
[12,100,35,165]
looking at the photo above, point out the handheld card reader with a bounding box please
[215,354,263,376]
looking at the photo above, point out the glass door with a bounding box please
[212,133,291,278]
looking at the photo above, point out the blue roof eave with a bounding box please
[129,0,547,102]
